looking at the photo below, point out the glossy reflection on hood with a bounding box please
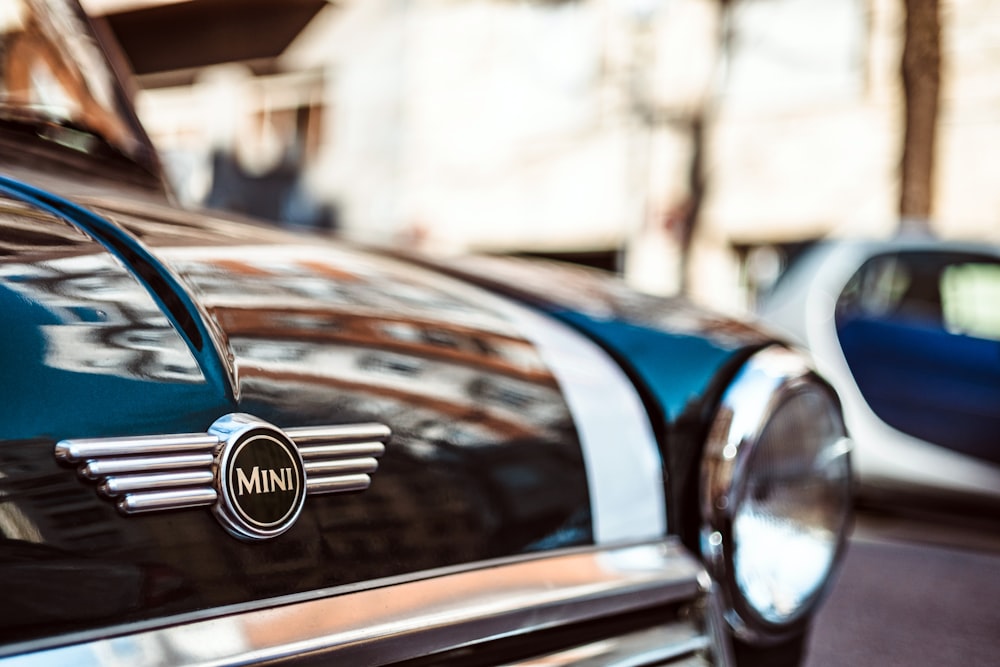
[0,196,225,441]
[150,242,571,446]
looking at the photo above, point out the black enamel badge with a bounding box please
[213,417,308,540]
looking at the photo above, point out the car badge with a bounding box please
[55,413,390,541]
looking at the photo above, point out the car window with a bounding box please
[941,262,1000,341]
[836,250,1000,340]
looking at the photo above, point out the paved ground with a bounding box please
[803,511,1000,667]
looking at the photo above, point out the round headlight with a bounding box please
[701,346,851,641]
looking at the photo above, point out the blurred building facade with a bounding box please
[83,0,1000,314]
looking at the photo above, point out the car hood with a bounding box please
[0,172,769,651]
[0,181,598,648]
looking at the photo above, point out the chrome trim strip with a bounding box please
[81,453,215,479]
[306,473,371,494]
[99,471,216,497]
[297,441,386,459]
[705,581,736,667]
[118,488,218,514]
[4,539,706,667]
[303,457,379,475]
[503,620,710,666]
[286,423,392,445]
[55,434,219,461]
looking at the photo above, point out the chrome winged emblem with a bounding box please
[55,414,389,540]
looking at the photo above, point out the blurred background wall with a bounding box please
[81,0,999,314]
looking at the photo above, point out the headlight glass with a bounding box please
[732,387,851,625]
[701,346,852,640]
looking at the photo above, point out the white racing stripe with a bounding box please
[346,254,668,544]
[496,303,667,543]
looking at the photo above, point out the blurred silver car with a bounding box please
[759,237,1000,513]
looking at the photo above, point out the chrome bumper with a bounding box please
[3,538,730,666]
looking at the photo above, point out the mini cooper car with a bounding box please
[759,238,1000,515]
[0,2,852,665]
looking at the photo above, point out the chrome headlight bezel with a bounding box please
[700,346,852,643]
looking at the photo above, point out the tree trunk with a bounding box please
[676,0,732,295]
[899,0,941,230]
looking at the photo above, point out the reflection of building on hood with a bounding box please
[0,253,205,384]
[42,323,204,383]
